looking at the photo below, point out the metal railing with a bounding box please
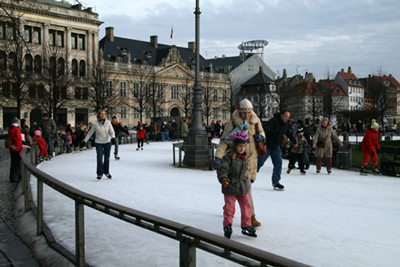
[20,146,310,267]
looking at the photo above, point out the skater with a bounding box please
[40,113,57,159]
[257,109,297,190]
[136,125,146,151]
[360,119,381,174]
[34,130,48,162]
[59,131,73,153]
[217,132,257,239]
[160,122,171,141]
[287,127,310,175]
[8,118,23,183]
[180,119,189,144]
[214,98,264,227]
[83,110,115,181]
[111,116,128,160]
[312,118,343,174]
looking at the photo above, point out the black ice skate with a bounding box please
[241,226,257,237]
[300,170,306,175]
[273,183,284,190]
[97,176,102,181]
[224,224,232,239]
[327,170,332,175]
[360,166,368,175]
[105,173,112,179]
[372,167,381,174]
[114,154,120,160]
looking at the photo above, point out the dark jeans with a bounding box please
[289,152,304,171]
[137,139,144,148]
[43,135,53,157]
[9,151,21,182]
[95,142,111,176]
[257,146,283,184]
[303,147,310,169]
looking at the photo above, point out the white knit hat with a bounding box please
[236,98,253,112]
[370,119,379,129]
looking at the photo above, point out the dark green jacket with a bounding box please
[40,118,57,136]
[217,153,249,196]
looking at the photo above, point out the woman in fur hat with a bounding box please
[214,98,265,227]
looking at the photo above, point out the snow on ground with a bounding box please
[31,140,400,267]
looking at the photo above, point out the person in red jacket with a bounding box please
[34,130,48,162]
[361,119,381,174]
[8,118,23,183]
[136,125,146,151]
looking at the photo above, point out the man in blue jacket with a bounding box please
[257,109,297,190]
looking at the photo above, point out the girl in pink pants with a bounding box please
[217,132,257,238]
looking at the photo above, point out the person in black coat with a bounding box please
[297,120,311,169]
[257,110,297,190]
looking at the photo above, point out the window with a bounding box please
[33,27,41,44]
[213,90,218,102]
[106,81,113,96]
[78,34,85,50]
[120,106,127,119]
[7,24,15,40]
[34,55,41,74]
[49,30,55,46]
[223,110,227,120]
[146,108,151,119]
[0,23,4,39]
[24,26,32,43]
[79,60,85,77]
[133,83,139,97]
[25,54,33,72]
[133,110,140,119]
[120,82,127,97]
[57,31,64,47]
[72,59,78,76]
[0,51,6,70]
[213,109,219,119]
[75,87,81,99]
[171,85,179,100]
[29,84,36,98]
[74,87,88,100]
[157,84,164,99]
[185,86,191,100]
[71,33,77,49]
[58,58,65,75]
[8,52,16,72]
[222,90,227,101]
[107,107,114,119]
[157,108,164,117]
[2,82,10,97]
[12,83,18,97]
[248,65,253,72]
[37,85,45,98]
[82,87,88,100]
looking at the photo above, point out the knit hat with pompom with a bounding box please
[370,119,379,129]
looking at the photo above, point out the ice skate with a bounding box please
[360,166,368,176]
[300,170,306,175]
[105,173,112,179]
[287,168,291,174]
[115,154,120,160]
[327,170,331,175]
[224,224,232,239]
[141,147,143,150]
[273,183,284,190]
[316,170,321,174]
[241,226,257,237]
[372,167,380,174]
[97,176,102,181]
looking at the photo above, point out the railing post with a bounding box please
[21,164,30,212]
[37,179,43,235]
[179,145,182,167]
[173,144,176,165]
[180,241,196,267]
[75,201,85,267]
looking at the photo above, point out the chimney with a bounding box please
[188,42,195,53]
[150,35,158,48]
[368,74,371,78]
[283,68,287,78]
[389,74,392,77]
[106,27,114,42]
[222,54,226,59]
[214,56,218,60]
[348,66,352,73]
[341,68,344,72]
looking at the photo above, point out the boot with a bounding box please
[372,167,380,174]
[251,215,261,227]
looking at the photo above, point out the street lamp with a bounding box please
[183,0,209,167]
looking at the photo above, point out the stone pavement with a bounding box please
[0,145,39,267]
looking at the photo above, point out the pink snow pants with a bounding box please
[223,194,252,227]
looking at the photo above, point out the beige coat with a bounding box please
[313,125,341,158]
[215,110,265,181]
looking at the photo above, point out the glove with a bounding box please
[250,179,255,183]
[111,138,116,145]
[254,134,264,142]
[213,157,220,169]
[371,151,375,156]
[221,178,229,187]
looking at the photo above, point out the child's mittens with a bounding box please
[254,134,264,142]
[221,178,230,187]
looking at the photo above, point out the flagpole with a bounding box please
[170,24,173,45]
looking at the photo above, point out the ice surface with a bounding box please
[30,137,400,266]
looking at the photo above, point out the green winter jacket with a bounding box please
[40,118,57,136]
[217,153,249,196]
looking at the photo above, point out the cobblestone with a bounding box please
[0,147,17,231]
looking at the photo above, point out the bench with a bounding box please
[380,146,400,177]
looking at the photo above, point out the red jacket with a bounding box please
[361,129,380,154]
[137,129,146,140]
[34,136,48,157]
[8,125,23,152]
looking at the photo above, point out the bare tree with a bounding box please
[320,70,345,121]
[202,76,218,125]
[0,3,35,118]
[87,49,119,114]
[127,65,151,122]
[304,84,323,123]
[179,78,192,118]
[147,68,165,119]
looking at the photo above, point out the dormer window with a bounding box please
[144,50,152,58]
[118,47,128,55]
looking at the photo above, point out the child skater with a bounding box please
[59,131,73,153]
[136,125,146,151]
[287,127,310,175]
[217,131,257,239]
[34,130,48,162]
[360,119,381,174]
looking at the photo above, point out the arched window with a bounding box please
[57,57,65,75]
[72,59,78,76]
[0,51,6,70]
[79,60,85,77]
[25,54,33,72]
[34,55,41,74]
[49,56,56,76]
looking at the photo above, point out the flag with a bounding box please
[170,26,173,39]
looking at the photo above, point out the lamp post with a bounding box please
[183,0,209,167]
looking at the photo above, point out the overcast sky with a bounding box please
[80,0,400,81]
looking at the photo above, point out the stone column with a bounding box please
[86,30,93,78]
[65,27,72,75]
[43,23,50,59]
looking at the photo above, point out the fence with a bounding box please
[19,145,310,267]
